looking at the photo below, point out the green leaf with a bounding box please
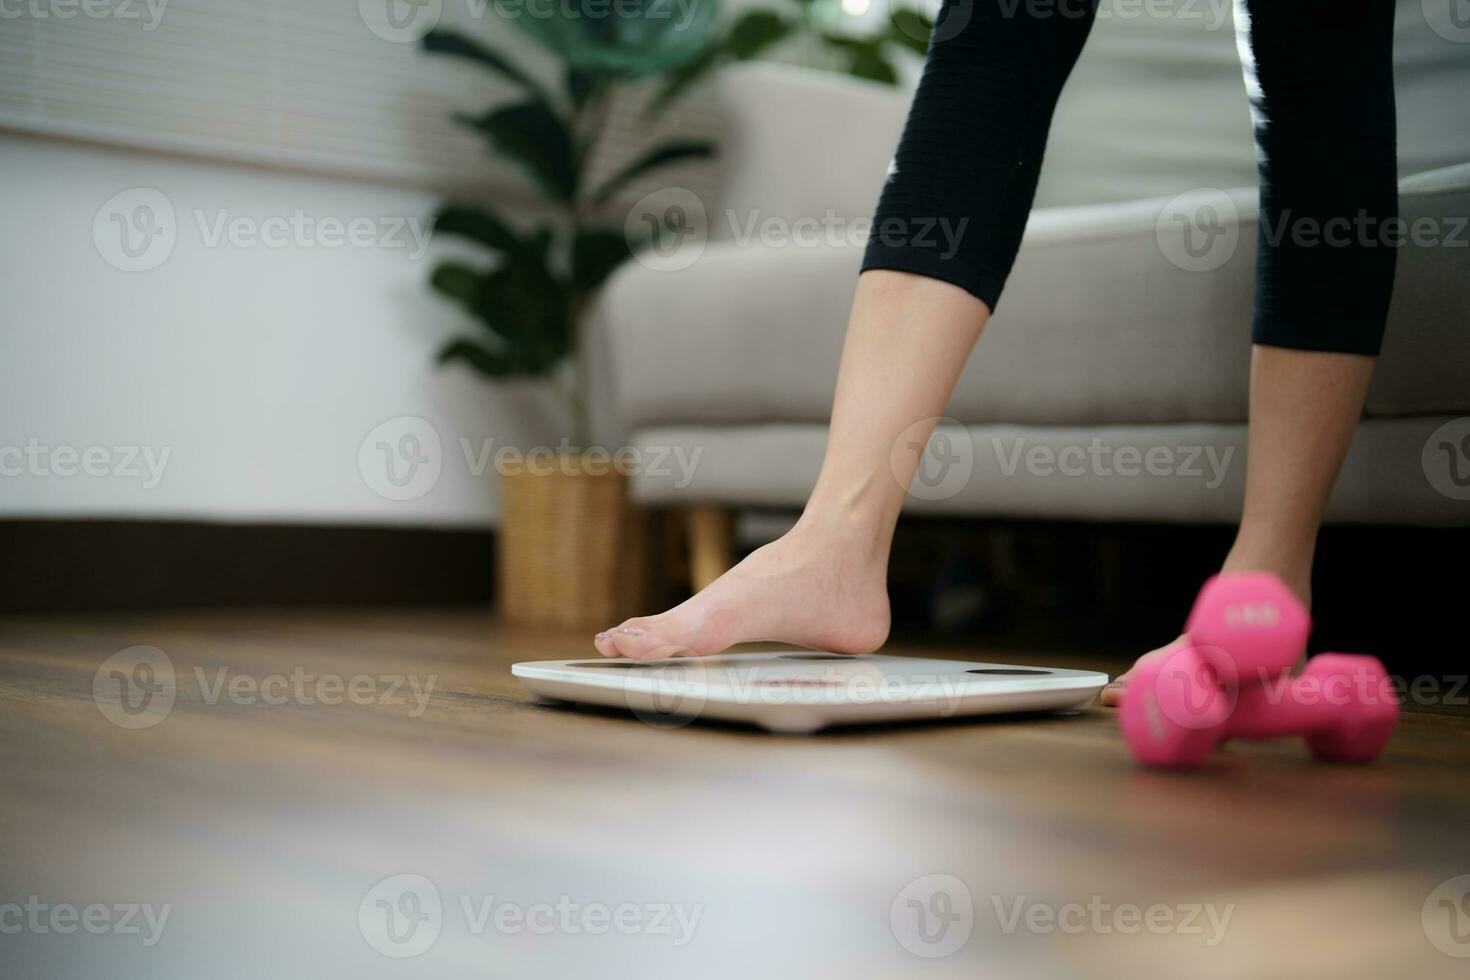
[421,30,549,103]
[565,66,600,112]
[430,250,571,374]
[818,31,867,52]
[525,226,555,259]
[430,204,525,255]
[725,10,792,58]
[437,339,523,377]
[509,0,718,81]
[819,34,900,84]
[571,227,632,294]
[887,10,933,57]
[477,249,573,370]
[843,42,899,85]
[591,140,715,206]
[455,100,579,202]
[647,11,792,115]
[429,261,484,308]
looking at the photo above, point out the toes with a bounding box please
[591,615,713,660]
[606,628,651,659]
[1098,676,1129,707]
[591,619,663,660]
[593,620,642,657]
[614,627,695,661]
[1099,638,1188,707]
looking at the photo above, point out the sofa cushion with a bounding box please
[624,418,1470,527]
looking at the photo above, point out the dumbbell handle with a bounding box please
[1229,682,1346,740]
[1229,666,1394,740]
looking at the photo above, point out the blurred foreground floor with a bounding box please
[2,608,1469,979]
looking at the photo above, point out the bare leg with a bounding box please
[1098,344,1376,703]
[594,271,989,659]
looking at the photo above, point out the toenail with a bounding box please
[617,627,645,636]
[595,631,609,640]
[1105,680,1127,689]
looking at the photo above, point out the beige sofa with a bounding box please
[591,4,1470,532]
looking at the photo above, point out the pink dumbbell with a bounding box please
[1182,572,1312,686]
[1120,647,1399,767]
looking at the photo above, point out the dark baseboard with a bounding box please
[0,519,495,613]
[4,518,1465,684]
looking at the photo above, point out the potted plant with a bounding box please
[651,0,933,109]
[423,1,718,627]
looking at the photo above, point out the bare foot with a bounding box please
[1097,638,1185,706]
[592,519,891,660]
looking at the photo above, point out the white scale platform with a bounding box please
[513,652,1109,733]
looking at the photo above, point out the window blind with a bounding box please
[0,0,721,206]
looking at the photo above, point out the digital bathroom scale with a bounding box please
[512,652,1109,733]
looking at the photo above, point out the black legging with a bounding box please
[862,0,1399,356]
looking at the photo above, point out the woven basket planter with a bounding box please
[498,456,647,629]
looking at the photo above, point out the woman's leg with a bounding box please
[594,0,1099,658]
[1219,347,1377,601]
[595,273,985,659]
[1099,348,1378,702]
[1100,0,1398,703]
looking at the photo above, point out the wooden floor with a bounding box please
[3,608,1469,979]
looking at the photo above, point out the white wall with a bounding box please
[0,132,568,527]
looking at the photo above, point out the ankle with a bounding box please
[793,502,893,559]
[1220,547,1313,607]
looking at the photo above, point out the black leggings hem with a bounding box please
[865,0,1398,353]
[860,245,1005,314]
[1252,312,1387,357]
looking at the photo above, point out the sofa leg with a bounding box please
[686,505,734,592]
